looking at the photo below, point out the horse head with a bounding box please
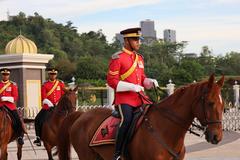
[192,74,224,144]
[56,86,78,114]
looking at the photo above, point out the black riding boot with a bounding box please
[33,109,46,146]
[11,110,24,145]
[113,104,134,160]
[33,136,41,146]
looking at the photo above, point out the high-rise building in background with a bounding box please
[115,33,124,46]
[140,19,157,44]
[164,29,176,43]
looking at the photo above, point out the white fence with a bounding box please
[223,108,240,131]
[24,105,240,131]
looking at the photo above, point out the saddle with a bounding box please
[89,105,151,150]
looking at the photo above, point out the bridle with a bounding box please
[192,87,222,129]
[139,85,222,160]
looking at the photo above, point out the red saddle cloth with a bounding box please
[89,105,151,147]
[89,116,120,146]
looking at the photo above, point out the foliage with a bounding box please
[0,12,240,88]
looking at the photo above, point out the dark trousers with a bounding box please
[34,109,49,138]
[5,107,24,137]
[115,104,135,153]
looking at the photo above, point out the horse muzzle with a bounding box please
[205,130,221,144]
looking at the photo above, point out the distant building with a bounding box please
[140,19,157,44]
[164,29,176,43]
[7,10,13,21]
[184,53,198,58]
[115,33,124,46]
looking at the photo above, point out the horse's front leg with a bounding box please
[0,144,8,160]
[17,143,23,160]
[43,142,53,160]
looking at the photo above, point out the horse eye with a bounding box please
[208,102,215,107]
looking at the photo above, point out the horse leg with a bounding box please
[71,126,97,160]
[0,145,8,160]
[17,143,22,160]
[43,142,53,160]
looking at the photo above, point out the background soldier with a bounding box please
[0,68,24,145]
[33,68,65,146]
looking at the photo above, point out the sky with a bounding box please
[0,0,240,55]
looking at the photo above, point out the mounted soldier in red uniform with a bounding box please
[107,28,159,160]
[0,68,25,145]
[33,68,65,146]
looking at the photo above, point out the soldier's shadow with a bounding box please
[186,131,240,153]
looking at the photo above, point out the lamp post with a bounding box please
[233,81,239,109]
[166,79,175,96]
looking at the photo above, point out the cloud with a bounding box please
[211,0,240,4]
[0,0,239,54]
[0,0,162,19]
[154,15,240,54]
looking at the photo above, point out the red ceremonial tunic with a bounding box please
[107,48,151,107]
[0,80,18,111]
[41,80,65,110]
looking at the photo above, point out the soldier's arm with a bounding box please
[11,82,18,102]
[41,83,47,101]
[107,58,121,90]
[60,81,66,95]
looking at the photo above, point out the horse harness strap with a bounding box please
[199,87,222,126]
[143,116,180,160]
[155,107,190,131]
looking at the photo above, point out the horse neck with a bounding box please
[150,83,203,147]
[51,96,73,121]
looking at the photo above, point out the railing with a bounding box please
[223,108,240,131]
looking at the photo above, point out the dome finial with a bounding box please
[5,34,38,54]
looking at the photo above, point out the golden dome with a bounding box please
[5,35,37,54]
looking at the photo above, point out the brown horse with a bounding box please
[58,75,224,160]
[0,107,22,160]
[41,86,78,160]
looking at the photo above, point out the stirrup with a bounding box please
[33,137,41,146]
[17,137,24,145]
[116,156,121,160]
[113,152,121,160]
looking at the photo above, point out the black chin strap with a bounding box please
[127,38,134,52]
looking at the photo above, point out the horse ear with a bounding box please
[208,73,215,89]
[63,87,69,92]
[73,85,79,92]
[217,75,225,88]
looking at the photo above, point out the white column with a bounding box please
[233,81,239,108]
[107,84,114,109]
[166,79,175,96]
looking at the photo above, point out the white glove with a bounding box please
[43,98,54,107]
[116,81,144,92]
[1,96,14,103]
[143,78,159,89]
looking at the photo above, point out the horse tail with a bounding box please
[58,111,84,160]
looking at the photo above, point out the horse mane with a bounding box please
[56,91,73,112]
[158,80,209,106]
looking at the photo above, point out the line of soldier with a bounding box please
[0,27,159,160]
[0,67,65,146]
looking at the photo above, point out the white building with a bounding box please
[164,29,176,43]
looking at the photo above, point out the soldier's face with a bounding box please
[128,38,140,51]
[2,73,10,81]
[49,73,57,81]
